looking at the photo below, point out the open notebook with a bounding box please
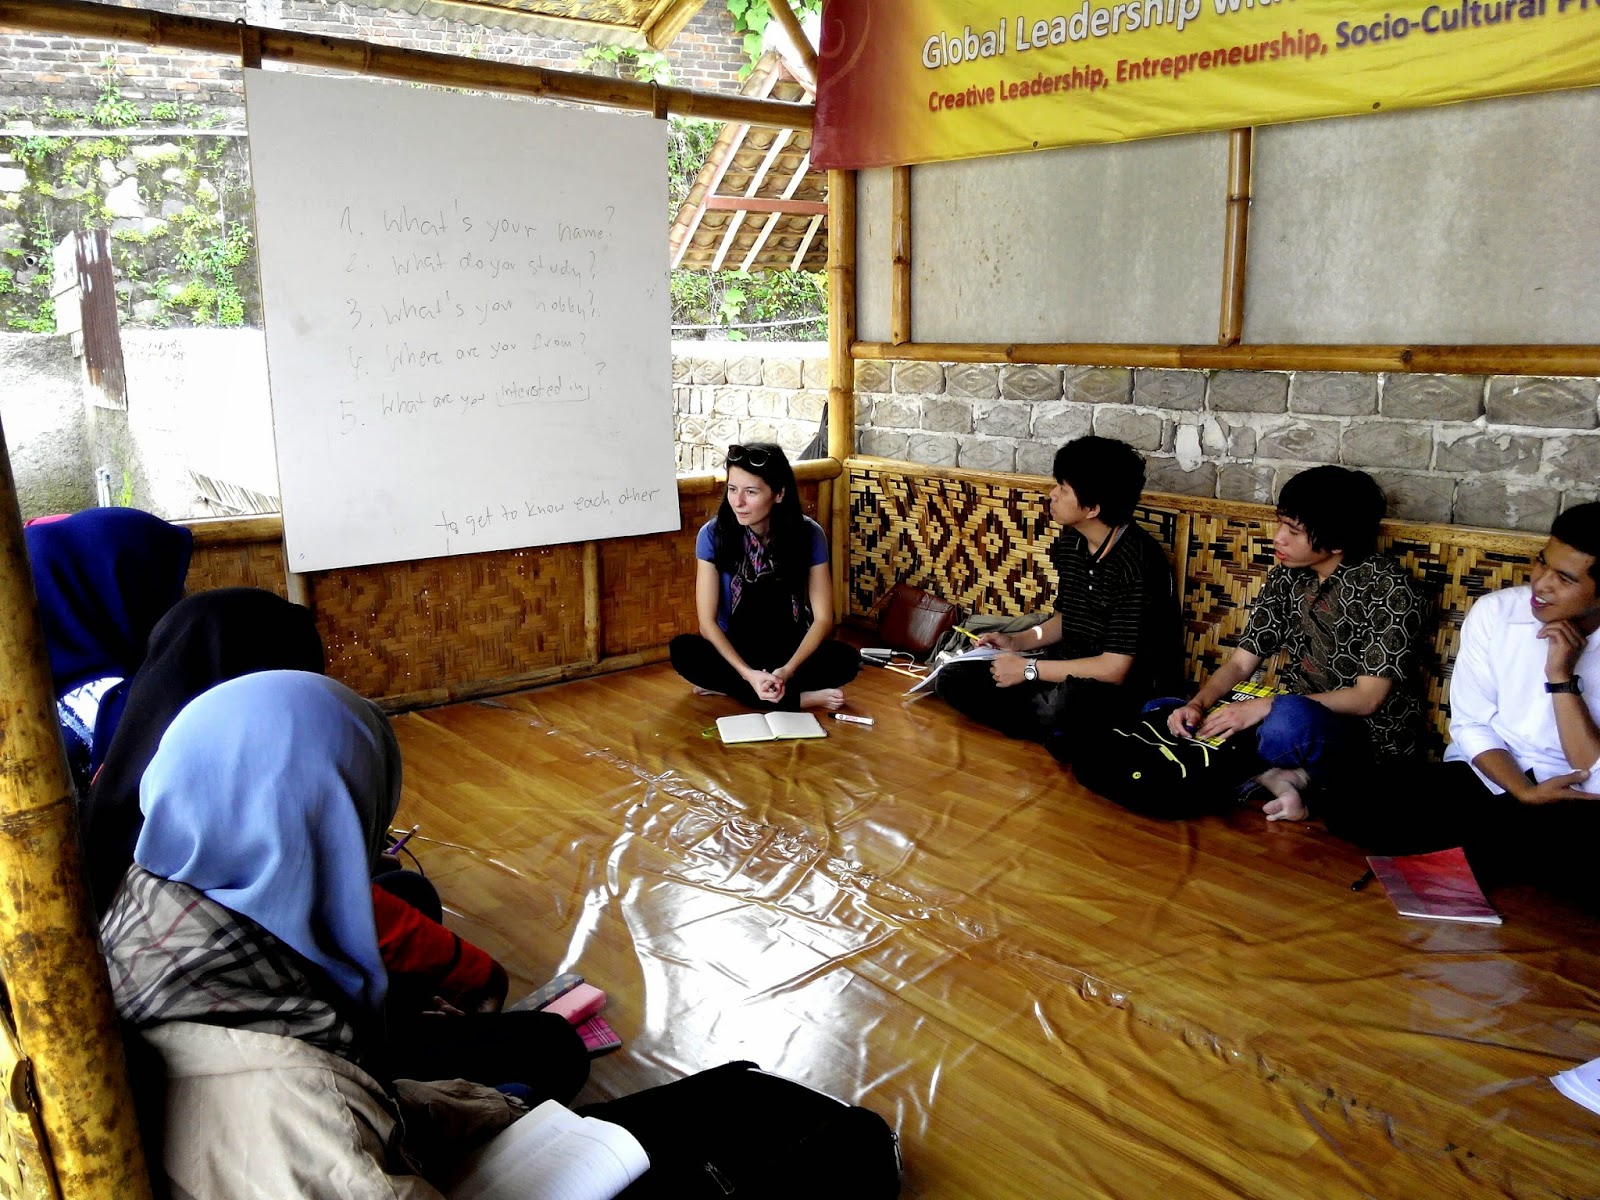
[448,1098,648,1200]
[717,711,828,744]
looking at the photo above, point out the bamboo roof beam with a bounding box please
[708,128,792,270]
[851,341,1600,375]
[642,0,708,50]
[766,0,819,88]
[791,212,824,270]
[739,148,813,271]
[0,0,812,130]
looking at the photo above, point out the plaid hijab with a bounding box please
[102,866,361,1061]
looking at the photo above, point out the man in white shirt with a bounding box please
[1327,503,1600,912]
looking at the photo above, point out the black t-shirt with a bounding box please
[1049,521,1179,692]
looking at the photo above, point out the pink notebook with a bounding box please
[1367,847,1502,925]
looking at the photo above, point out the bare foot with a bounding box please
[800,688,846,712]
[1257,767,1311,822]
[692,686,724,697]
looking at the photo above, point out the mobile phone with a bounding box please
[576,1015,621,1057]
[507,972,584,1012]
[543,983,607,1024]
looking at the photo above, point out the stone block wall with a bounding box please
[671,341,828,474]
[0,0,748,120]
[853,361,1600,533]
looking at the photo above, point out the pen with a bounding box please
[952,625,979,641]
[1350,867,1375,892]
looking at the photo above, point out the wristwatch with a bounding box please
[1023,660,1039,683]
[1546,676,1583,695]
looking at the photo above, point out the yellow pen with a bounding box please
[952,625,980,641]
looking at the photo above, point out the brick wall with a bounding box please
[0,0,748,120]
[853,362,1600,533]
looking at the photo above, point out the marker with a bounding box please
[833,713,875,726]
[1350,868,1375,892]
[388,823,420,854]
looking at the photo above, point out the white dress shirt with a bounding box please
[1444,585,1600,792]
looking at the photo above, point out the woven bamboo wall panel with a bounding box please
[316,545,588,700]
[847,461,1544,753]
[849,466,1177,622]
[185,539,287,598]
[601,490,718,658]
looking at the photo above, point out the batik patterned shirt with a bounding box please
[1237,554,1426,758]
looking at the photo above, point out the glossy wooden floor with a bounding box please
[391,663,1600,1199]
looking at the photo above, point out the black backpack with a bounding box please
[578,1061,901,1199]
[1073,706,1257,820]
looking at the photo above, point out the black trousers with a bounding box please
[932,661,1135,762]
[670,633,860,711]
[1323,757,1600,914]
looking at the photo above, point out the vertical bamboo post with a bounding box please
[583,541,602,666]
[891,166,912,346]
[827,168,857,618]
[1219,128,1253,347]
[0,417,153,1200]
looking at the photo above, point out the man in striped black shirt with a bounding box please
[935,436,1180,759]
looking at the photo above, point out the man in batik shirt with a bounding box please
[1167,466,1425,822]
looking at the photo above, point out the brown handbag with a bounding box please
[877,584,959,658]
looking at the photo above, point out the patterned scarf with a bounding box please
[728,527,802,623]
[102,866,364,1063]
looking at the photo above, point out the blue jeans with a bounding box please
[1253,693,1370,783]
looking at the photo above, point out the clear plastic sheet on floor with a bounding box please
[391,663,1600,1199]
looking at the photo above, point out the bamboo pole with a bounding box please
[0,0,813,130]
[851,340,1600,376]
[1219,128,1253,347]
[891,166,912,346]
[643,0,707,51]
[582,541,602,666]
[827,169,857,618]
[765,0,819,86]
[0,418,153,1200]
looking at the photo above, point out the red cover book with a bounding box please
[1367,847,1502,925]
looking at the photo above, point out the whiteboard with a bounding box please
[244,69,679,572]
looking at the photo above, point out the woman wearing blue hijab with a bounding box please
[100,671,522,1198]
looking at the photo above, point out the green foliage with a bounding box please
[16,135,61,167]
[92,62,140,128]
[169,209,252,327]
[579,44,674,84]
[670,267,826,341]
[725,0,823,73]
[667,116,719,217]
[0,267,13,296]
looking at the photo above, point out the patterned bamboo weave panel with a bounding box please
[849,464,1177,623]
[316,544,588,701]
[848,460,1545,755]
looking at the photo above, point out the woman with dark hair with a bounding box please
[670,443,858,711]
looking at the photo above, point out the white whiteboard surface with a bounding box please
[244,69,678,572]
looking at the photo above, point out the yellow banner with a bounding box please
[813,0,1600,167]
